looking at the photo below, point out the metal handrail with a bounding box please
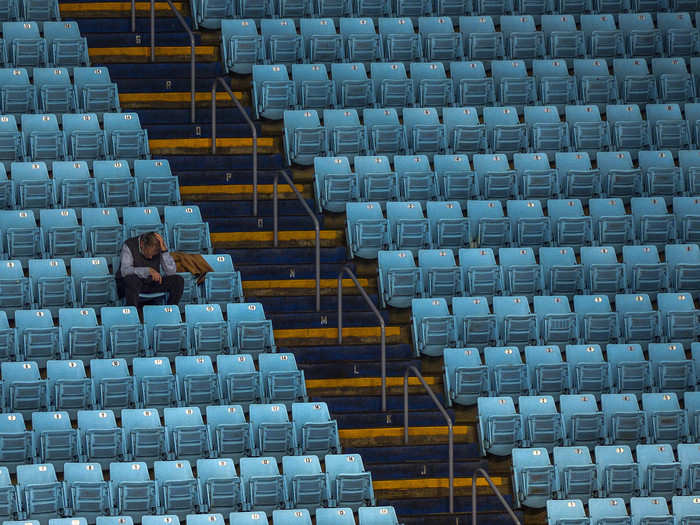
[150,0,196,123]
[403,366,454,514]
[337,264,386,411]
[472,468,522,525]
[211,77,259,217]
[131,0,136,31]
[273,170,320,312]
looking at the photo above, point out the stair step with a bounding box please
[166,154,283,170]
[61,1,185,16]
[211,230,342,248]
[273,325,402,346]
[76,17,190,33]
[137,108,254,125]
[302,360,422,380]
[286,344,413,362]
[267,311,389,329]
[401,513,523,525]
[346,443,480,463]
[89,45,218,62]
[238,263,352,281]
[147,123,261,139]
[324,394,444,414]
[223,247,345,265]
[87,32,204,47]
[206,215,325,233]
[385,496,520,518]
[367,461,487,480]
[195,200,314,218]
[150,137,276,155]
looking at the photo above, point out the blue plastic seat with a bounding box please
[484,343,530,397]
[601,393,647,447]
[240,457,287,512]
[313,156,356,213]
[555,151,601,204]
[566,105,611,155]
[362,110,406,161]
[572,59,619,113]
[197,457,244,514]
[472,153,517,202]
[648,342,694,395]
[284,110,327,166]
[483,107,528,158]
[39,209,84,263]
[552,447,597,502]
[466,200,510,249]
[595,445,640,501]
[419,17,462,66]
[643,392,688,446]
[122,207,162,241]
[324,108,368,161]
[426,198,469,248]
[519,395,564,450]
[0,259,32,319]
[77,409,126,469]
[32,410,78,470]
[338,18,381,63]
[613,59,658,108]
[606,105,651,160]
[506,199,551,248]
[458,247,503,299]
[90,358,135,411]
[164,205,212,254]
[619,13,663,59]
[252,65,295,121]
[250,403,298,459]
[230,513,270,525]
[616,293,661,346]
[512,447,555,508]
[631,497,675,525]
[173,356,218,410]
[450,61,495,111]
[499,248,543,300]
[259,353,306,406]
[459,16,504,62]
[386,200,431,254]
[261,19,303,65]
[325,454,374,511]
[534,295,578,346]
[133,159,179,209]
[477,396,523,456]
[15,309,63,366]
[221,19,264,75]
[358,507,400,525]
[133,357,179,409]
[377,250,422,308]
[672,495,700,523]
[658,13,698,59]
[3,22,47,68]
[71,258,117,309]
[548,499,589,525]
[0,0,18,21]
[292,402,340,456]
[11,161,54,210]
[492,60,537,114]
[154,460,201,520]
[207,404,253,460]
[293,64,336,114]
[442,108,486,158]
[411,297,456,356]
[634,178,679,230]
[103,113,150,162]
[16,463,66,522]
[410,62,453,113]
[0,412,33,473]
[525,345,568,400]
[2,360,47,416]
[52,162,96,213]
[0,115,25,171]
[122,407,169,462]
[418,248,461,300]
[0,69,35,117]
[46,358,92,416]
[100,306,144,359]
[378,18,422,65]
[94,160,138,209]
[665,243,700,296]
[109,461,157,519]
[546,202,591,255]
[81,208,122,263]
[657,292,700,345]
[33,67,76,114]
[588,199,635,251]
[638,150,682,203]
[453,295,498,350]
[560,394,605,448]
[228,302,275,357]
[218,354,261,409]
[606,344,651,396]
[623,245,669,300]
[673,198,700,245]
[646,103,691,156]
[0,209,45,264]
[142,305,188,357]
[164,406,211,462]
[332,63,374,112]
[191,0,234,28]
[370,63,414,111]
[574,294,620,345]
[581,15,624,59]
[566,344,612,396]
[63,462,111,524]
[402,107,446,159]
[345,202,388,259]
[73,67,120,116]
[444,347,489,406]
[524,107,569,159]
[300,18,342,65]
[500,15,545,63]
[542,15,585,63]
[652,58,695,105]
[281,455,329,513]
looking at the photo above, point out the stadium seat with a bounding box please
[546,202,592,254]
[648,342,694,395]
[506,199,551,248]
[443,107,487,157]
[500,15,545,63]
[606,344,651,396]
[313,156,356,213]
[0,116,26,170]
[0,259,32,318]
[1,361,47,416]
[122,207,163,240]
[259,353,306,406]
[325,454,374,511]
[134,159,180,209]
[90,358,135,411]
[94,160,138,209]
[553,447,597,502]
[15,308,63,366]
[39,209,84,262]
[588,199,635,250]
[11,161,54,209]
[560,394,605,448]
[250,403,297,459]
[637,443,683,499]
[574,294,620,345]
[239,456,287,512]
[133,357,179,408]
[643,392,688,446]
[566,344,612,396]
[450,61,496,111]
[0,412,33,472]
[566,105,611,155]
[62,462,111,524]
[226,302,274,357]
[324,108,368,161]
[444,347,489,406]
[154,460,201,519]
[419,17,462,66]
[103,113,150,162]
[458,247,504,299]
[646,105,690,159]
[595,445,640,501]
[483,107,528,157]
[332,64,375,112]
[338,19,382,63]
[207,404,253,460]
[555,151,601,204]
[472,153,517,201]
[657,292,700,345]
[606,105,651,160]
[616,293,661,346]
[613,59,658,108]
[370,63,414,111]
[581,15,624,59]
[403,107,447,159]
[33,67,76,114]
[52,161,96,213]
[491,60,537,113]
[77,409,126,469]
[512,447,555,508]
[673,197,700,244]
[638,150,682,202]
[142,305,188,357]
[523,107,570,164]
[453,296,498,350]
[16,463,66,522]
[197,457,244,514]
[230,513,270,525]
[601,393,648,447]
[484,344,529,398]
[531,59,581,113]
[459,17,504,62]
[282,455,330,513]
[300,18,343,64]
[32,411,78,470]
[362,110,406,161]
[534,295,578,346]
[252,65,296,121]
[378,18,422,65]
[418,248,462,300]
[164,205,212,254]
[519,395,564,451]
[122,408,169,462]
[386,201,431,254]
[513,153,559,203]
[630,497,674,525]
[525,345,569,401]
[46,359,92,416]
[477,396,523,456]
[221,20,264,75]
[589,498,631,525]
[261,19,303,65]
[619,13,663,59]
[81,207,122,264]
[378,250,423,308]
[284,110,327,166]
[652,58,695,104]
[163,406,211,462]
[411,297,456,356]
[346,202,388,258]
[100,306,144,359]
[541,15,585,62]
[672,495,700,524]
[466,200,510,247]
[499,247,543,299]
[548,499,589,525]
[293,64,336,114]
[292,402,340,456]
[665,243,700,296]
[358,507,400,525]
[109,461,157,518]
[623,245,669,300]
[3,22,47,68]
[426,199,470,248]
[0,68,36,119]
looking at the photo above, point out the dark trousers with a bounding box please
[120,273,185,308]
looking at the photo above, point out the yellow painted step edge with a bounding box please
[339,425,465,439]
[150,138,274,149]
[274,326,400,339]
[61,2,185,11]
[307,377,436,388]
[211,231,342,242]
[181,184,301,195]
[244,278,369,290]
[121,92,244,103]
[90,46,216,57]
[374,477,506,490]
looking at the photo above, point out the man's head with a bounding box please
[139,232,161,259]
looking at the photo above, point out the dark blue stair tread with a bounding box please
[194,200,317,218]
[267,311,388,329]
[346,444,480,463]
[239,263,352,281]
[147,123,261,139]
[106,61,226,78]
[117,77,238,92]
[87,32,203,47]
[302,361,423,380]
[287,344,412,362]
[223,247,346,265]
[334,410,454,429]
[205,215,324,233]
[400,512,524,525]
[324,395,446,413]
[254,295,384,316]
[366,461,487,480]
[383,496,517,515]
[165,154,283,171]
[139,108,255,125]
[79,18,192,32]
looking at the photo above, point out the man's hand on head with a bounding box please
[153,233,167,252]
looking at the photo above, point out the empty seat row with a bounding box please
[0,453,372,523]
[413,293,699,355]
[0,20,89,69]
[0,0,59,23]
[0,112,149,165]
[547,498,698,525]
[515,448,700,508]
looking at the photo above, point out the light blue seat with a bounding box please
[154,460,201,519]
[313,156,356,213]
[426,199,469,249]
[574,294,620,346]
[393,156,437,207]
[3,22,47,68]
[386,201,431,254]
[548,499,589,525]
[595,445,640,501]
[71,257,117,310]
[207,404,253,460]
[293,64,335,114]
[450,61,496,111]
[227,302,274,357]
[250,403,298,459]
[524,106,570,159]
[103,113,150,163]
[109,461,157,519]
[63,463,110,524]
[143,305,188,358]
[0,68,36,116]
[252,65,296,121]
[672,495,700,524]
[59,110,104,167]
[261,19,303,65]
[15,308,63,366]
[33,67,76,114]
[281,455,329,514]
[52,161,96,213]
[484,344,529,398]
[418,248,461,300]
[581,16,624,59]
[358,507,399,525]
[402,107,446,159]
[491,60,537,113]
[623,245,669,299]
[81,208,122,263]
[133,357,179,409]
[657,293,699,345]
[197,458,244,514]
[0,412,33,473]
[22,0,60,22]
[665,243,700,297]
[90,358,135,411]
[601,393,647,446]
[607,344,652,396]
[174,355,218,409]
[658,13,698,59]
[636,444,682,499]
[483,107,528,158]
[678,443,700,495]
[325,454,374,511]
[500,15,545,63]
[520,394,564,451]
[338,19,382,63]
[453,296,497,350]
[606,105,651,160]
[197,254,242,309]
[378,18,422,65]
[32,411,78,471]
[292,402,340,456]
[0,259,32,319]
[122,407,170,462]
[332,63,374,112]
[72,67,120,116]
[122,207,163,241]
[370,63,414,111]
[39,209,84,263]
[191,0,234,28]
[2,360,47,417]
[512,447,555,508]
[648,342,694,395]
[0,470,20,522]
[230,513,270,525]
[673,198,700,245]
[346,201,388,258]
[555,151,601,204]
[630,497,674,525]
[377,250,423,308]
[493,294,537,348]
[410,297,456,356]
[362,110,406,162]
[164,406,211,462]
[619,13,663,59]
[513,152,559,203]
[100,306,144,359]
[221,20,264,75]
[300,18,342,65]
[0,0,18,21]
[566,343,612,396]
[525,345,568,400]
[534,295,578,346]
[553,447,597,502]
[560,394,605,448]
[324,108,367,161]
[164,205,212,254]
[0,116,25,171]
[472,154,517,203]
[259,353,306,405]
[134,159,180,209]
[283,110,327,166]
[506,199,551,248]
[458,247,503,300]
[477,396,523,456]
[540,246,585,298]
[0,310,15,363]
[459,17,504,62]
[647,103,690,155]
[419,17,462,66]
[499,247,543,300]
[588,199,635,250]
[77,409,126,469]
[16,463,66,523]
[638,150,682,203]
[652,57,695,105]
[643,392,688,447]
[410,62,453,112]
[589,498,631,525]
[317,508,355,525]
[94,160,138,209]
[444,347,489,406]
[613,59,658,108]
[566,105,611,155]
[616,293,661,346]
[239,456,287,512]
[542,15,585,63]
[443,108,486,158]
[46,359,92,416]
[11,161,54,210]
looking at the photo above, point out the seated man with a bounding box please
[116,231,184,309]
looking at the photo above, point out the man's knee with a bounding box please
[166,274,185,291]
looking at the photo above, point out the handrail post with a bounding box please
[337,265,386,411]
[211,77,258,216]
[273,170,320,312]
[472,468,522,525]
[131,0,136,32]
[403,366,453,514]
[150,0,155,61]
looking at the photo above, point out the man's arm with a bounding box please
[154,233,177,276]
[120,244,153,279]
